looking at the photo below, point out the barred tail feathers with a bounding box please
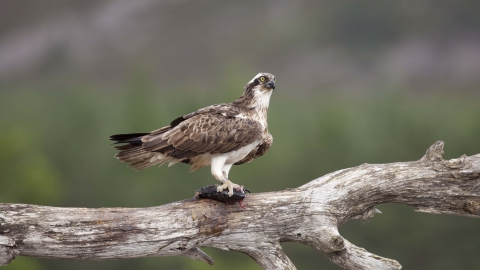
[110,132,170,171]
[114,144,170,171]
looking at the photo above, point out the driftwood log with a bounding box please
[0,141,479,269]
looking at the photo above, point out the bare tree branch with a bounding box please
[0,141,479,269]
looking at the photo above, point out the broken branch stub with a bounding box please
[0,141,478,269]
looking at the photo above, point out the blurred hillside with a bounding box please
[1,0,480,93]
[0,1,479,270]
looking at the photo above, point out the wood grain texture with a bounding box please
[0,141,479,269]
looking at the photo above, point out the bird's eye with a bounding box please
[259,76,266,82]
[273,78,276,82]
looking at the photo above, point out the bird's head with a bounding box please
[245,72,276,92]
[235,72,276,110]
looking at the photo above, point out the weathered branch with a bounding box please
[0,141,479,269]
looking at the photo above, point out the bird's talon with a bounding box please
[217,180,241,197]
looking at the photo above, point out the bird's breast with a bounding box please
[189,140,261,170]
[222,140,262,164]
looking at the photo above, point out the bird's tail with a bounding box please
[110,133,169,171]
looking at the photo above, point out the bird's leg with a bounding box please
[211,159,239,196]
[221,164,233,179]
[217,163,240,196]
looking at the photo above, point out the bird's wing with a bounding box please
[185,103,247,119]
[234,132,273,165]
[141,114,263,160]
[147,104,242,137]
[169,103,245,127]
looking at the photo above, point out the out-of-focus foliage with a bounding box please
[0,0,479,269]
[0,107,62,205]
[1,78,479,269]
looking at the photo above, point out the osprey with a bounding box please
[110,73,275,196]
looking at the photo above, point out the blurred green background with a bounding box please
[1,1,479,269]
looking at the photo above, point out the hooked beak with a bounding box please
[266,80,275,90]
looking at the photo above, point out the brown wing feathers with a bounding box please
[143,114,262,157]
[111,113,263,171]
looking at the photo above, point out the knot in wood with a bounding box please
[330,235,344,250]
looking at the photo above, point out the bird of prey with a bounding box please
[110,72,275,196]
